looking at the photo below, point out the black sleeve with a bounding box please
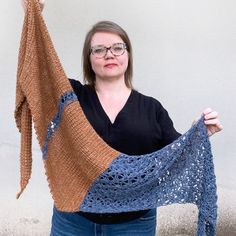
[68,78,83,95]
[157,104,181,148]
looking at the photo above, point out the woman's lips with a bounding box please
[104,63,117,68]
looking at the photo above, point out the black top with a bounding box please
[69,79,181,224]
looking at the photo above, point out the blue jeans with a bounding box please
[50,207,157,236]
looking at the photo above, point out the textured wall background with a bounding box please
[0,0,235,235]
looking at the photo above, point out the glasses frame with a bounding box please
[90,43,127,58]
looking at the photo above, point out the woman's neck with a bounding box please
[95,77,131,97]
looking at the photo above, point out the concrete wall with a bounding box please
[0,0,235,235]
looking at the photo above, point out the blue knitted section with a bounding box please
[80,117,217,236]
[42,91,77,160]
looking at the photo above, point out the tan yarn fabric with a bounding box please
[15,0,119,212]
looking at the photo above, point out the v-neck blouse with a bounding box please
[70,79,180,155]
[69,78,181,223]
[93,88,134,126]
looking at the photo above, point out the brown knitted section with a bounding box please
[15,0,119,211]
[16,102,32,199]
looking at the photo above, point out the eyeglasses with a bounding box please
[90,43,127,58]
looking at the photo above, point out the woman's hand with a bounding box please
[21,0,45,13]
[194,108,223,137]
[203,108,223,136]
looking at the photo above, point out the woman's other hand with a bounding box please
[194,108,223,137]
[21,0,45,13]
[203,108,223,136]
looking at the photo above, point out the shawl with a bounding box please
[15,0,217,235]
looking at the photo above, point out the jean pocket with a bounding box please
[139,215,156,221]
[138,209,157,222]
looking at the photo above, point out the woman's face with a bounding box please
[90,32,129,82]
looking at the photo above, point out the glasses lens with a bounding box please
[111,43,126,56]
[90,43,126,58]
[91,46,106,58]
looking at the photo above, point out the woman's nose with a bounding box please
[104,49,115,59]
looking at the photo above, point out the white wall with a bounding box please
[1,0,235,235]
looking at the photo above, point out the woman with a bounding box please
[22,1,223,235]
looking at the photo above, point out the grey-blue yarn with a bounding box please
[42,91,77,160]
[80,117,217,236]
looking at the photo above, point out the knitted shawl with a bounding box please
[15,0,217,235]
